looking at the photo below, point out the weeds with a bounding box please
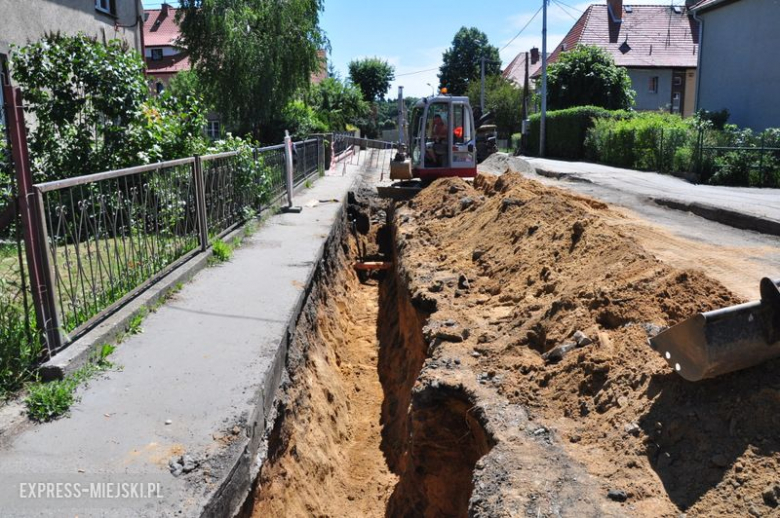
[124,308,147,337]
[210,239,233,264]
[304,178,313,189]
[25,343,117,422]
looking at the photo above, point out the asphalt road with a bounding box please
[525,157,780,223]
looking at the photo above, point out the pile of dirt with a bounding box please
[396,172,780,516]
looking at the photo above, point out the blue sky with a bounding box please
[145,0,686,98]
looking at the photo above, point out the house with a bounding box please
[143,3,222,139]
[503,48,544,120]
[532,0,700,116]
[692,0,780,131]
[0,0,144,85]
[143,3,189,94]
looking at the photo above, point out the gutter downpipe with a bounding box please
[692,7,704,113]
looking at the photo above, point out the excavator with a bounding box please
[651,277,780,382]
[389,88,495,181]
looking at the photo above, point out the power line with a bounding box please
[552,0,584,15]
[500,6,543,52]
[552,0,580,21]
[395,67,439,77]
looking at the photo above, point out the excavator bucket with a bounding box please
[650,278,780,382]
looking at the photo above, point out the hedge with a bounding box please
[527,106,631,160]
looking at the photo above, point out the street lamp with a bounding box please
[426,83,435,97]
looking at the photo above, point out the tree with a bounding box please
[11,33,209,180]
[11,33,149,181]
[546,45,635,111]
[304,77,369,130]
[177,0,327,139]
[347,58,395,102]
[439,27,500,96]
[467,76,523,137]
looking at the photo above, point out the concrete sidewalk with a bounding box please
[0,160,365,517]
[525,157,780,236]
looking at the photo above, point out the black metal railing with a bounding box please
[32,139,323,352]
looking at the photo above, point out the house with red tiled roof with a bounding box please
[531,0,701,116]
[691,0,780,131]
[143,3,224,138]
[503,47,543,87]
[143,4,189,92]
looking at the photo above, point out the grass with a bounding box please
[304,178,314,189]
[209,239,233,264]
[124,307,147,337]
[24,343,117,422]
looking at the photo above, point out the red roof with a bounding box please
[146,53,191,75]
[533,4,699,77]
[502,51,543,86]
[144,6,182,47]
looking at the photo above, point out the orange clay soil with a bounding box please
[394,172,780,517]
[250,208,397,518]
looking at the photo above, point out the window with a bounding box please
[95,0,115,16]
[151,48,163,61]
[649,76,659,94]
[673,76,683,87]
[206,120,221,140]
[452,103,471,145]
[155,82,165,95]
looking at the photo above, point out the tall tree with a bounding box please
[347,58,395,102]
[546,45,635,111]
[466,76,523,137]
[438,27,500,96]
[177,0,327,138]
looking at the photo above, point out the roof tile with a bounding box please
[527,4,699,77]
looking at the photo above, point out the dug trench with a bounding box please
[245,169,780,517]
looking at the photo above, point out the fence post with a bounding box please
[193,155,208,252]
[282,130,301,214]
[759,136,766,187]
[4,84,62,355]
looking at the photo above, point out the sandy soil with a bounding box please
[250,223,397,517]
[395,172,780,516]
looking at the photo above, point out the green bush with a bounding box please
[527,106,628,159]
[585,112,695,172]
[707,125,780,187]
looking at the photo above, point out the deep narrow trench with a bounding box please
[246,190,492,517]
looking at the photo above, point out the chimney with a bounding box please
[607,0,623,22]
[161,3,170,17]
[530,47,540,64]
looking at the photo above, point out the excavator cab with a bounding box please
[407,95,477,180]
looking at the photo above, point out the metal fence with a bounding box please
[293,138,322,185]
[36,159,201,339]
[31,140,322,352]
[695,128,780,187]
[332,136,395,178]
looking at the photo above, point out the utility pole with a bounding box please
[540,0,548,157]
[480,56,486,113]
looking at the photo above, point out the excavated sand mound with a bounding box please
[397,172,780,516]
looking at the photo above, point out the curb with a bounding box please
[530,166,780,238]
[652,198,780,238]
[534,167,594,184]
